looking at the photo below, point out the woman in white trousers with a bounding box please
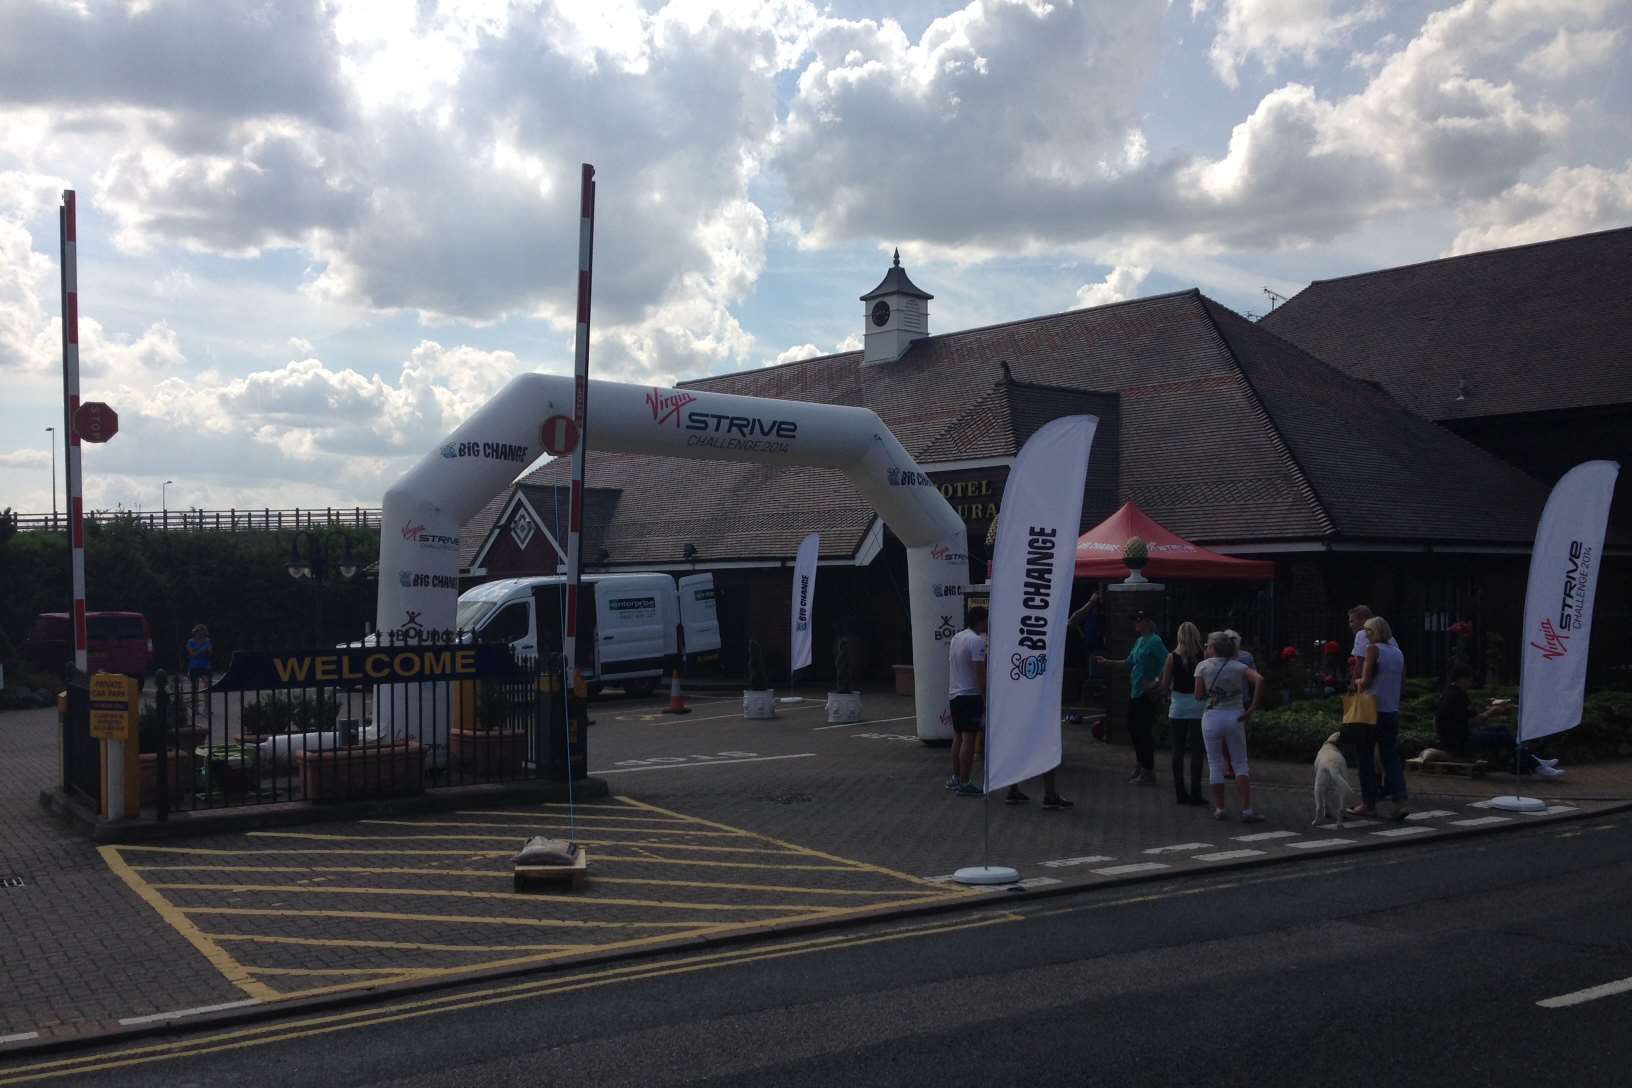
[1193,629,1266,822]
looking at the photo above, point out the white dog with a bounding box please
[1312,732,1352,828]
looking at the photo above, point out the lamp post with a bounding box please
[287,530,360,645]
[44,426,56,528]
[162,480,174,529]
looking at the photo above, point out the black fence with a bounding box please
[141,636,587,817]
[15,506,382,534]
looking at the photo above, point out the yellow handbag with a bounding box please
[1342,692,1378,725]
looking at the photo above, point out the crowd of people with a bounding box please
[942,598,1559,821]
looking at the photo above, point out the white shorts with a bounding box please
[1201,707,1248,785]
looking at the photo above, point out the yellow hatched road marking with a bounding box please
[209,934,590,953]
[454,809,692,823]
[359,819,750,837]
[0,912,1020,1086]
[133,865,939,897]
[98,847,277,1001]
[150,882,838,914]
[178,907,703,929]
[241,967,435,978]
[115,846,865,870]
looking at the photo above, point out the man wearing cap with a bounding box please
[1095,610,1167,785]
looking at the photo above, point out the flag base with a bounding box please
[1488,795,1548,813]
[951,865,1019,885]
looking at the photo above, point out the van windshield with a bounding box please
[88,616,146,640]
[455,599,500,633]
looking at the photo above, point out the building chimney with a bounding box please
[860,248,933,366]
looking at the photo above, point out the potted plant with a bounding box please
[450,679,529,779]
[743,640,776,719]
[825,635,863,723]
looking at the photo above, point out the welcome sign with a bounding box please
[214,645,524,691]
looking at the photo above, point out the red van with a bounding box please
[21,611,156,685]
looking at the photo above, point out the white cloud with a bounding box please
[1075,263,1151,308]
[1450,160,1632,253]
[1198,0,1383,89]
[0,449,49,468]
[1519,27,1621,78]
[772,343,823,365]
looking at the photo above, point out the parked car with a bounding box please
[20,611,156,686]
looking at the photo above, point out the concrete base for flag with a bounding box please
[1489,795,1548,813]
[952,865,1019,886]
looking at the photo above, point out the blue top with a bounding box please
[1366,642,1405,713]
[187,636,212,670]
[1127,633,1168,697]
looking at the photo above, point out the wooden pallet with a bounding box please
[513,844,588,892]
[1406,755,1487,779]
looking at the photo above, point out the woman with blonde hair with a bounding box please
[1160,621,1208,806]
[1350,615,1409,819]
[1193,629,1265,822]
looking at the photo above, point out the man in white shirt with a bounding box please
[1347,604,1398,678]
[945,607,989,795]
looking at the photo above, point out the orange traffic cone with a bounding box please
[661,670,691,714]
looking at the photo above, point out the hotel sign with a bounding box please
[931,468,1008,528]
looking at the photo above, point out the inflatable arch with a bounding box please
[377,373,968,745]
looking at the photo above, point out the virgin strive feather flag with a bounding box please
[985,416,1099,791]
[1519,461,1619,742]
[790,532,820,672]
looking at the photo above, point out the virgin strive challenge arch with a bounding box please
[377,373,970,745]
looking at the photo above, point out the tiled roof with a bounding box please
[1258,226,1632,421]
[460,288,1554,563]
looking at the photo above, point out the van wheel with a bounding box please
[622,678,656,698]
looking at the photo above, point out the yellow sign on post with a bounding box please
[89,673,136,740]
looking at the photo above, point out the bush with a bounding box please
[1248,684,1632,764]
[240,692,341,736]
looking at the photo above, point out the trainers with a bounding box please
[944,775,961,792]
[1241,810,1265,824]
[1042,795,1074,810]
[1125,768,1145,783]
[956,782,983,796]
[1390,801,1411,821]
[1535,763,1565,778]
[1213,808,1229,821]
[1005,789,1030,805]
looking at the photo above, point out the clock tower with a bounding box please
[860,249,933,366]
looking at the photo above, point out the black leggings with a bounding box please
[1128,693,1156,771]
[1170,716,1203,800]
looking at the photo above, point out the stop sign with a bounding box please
[73,401,119,443]
[541,414,579,456]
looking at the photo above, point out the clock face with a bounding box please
[871,300,891,327]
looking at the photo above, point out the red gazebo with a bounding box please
[1075,502,1274,581]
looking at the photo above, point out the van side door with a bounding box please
[594,586,664,678]
[677,574,722,669]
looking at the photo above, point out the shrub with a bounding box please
[240,691,341,735]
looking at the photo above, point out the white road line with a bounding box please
[1091,862,1171,876]
[593,753,817,775]
[1371,826,1435,837]
[1528,805,1577,816]
[1286,839,1357,850]
[0,1032,40,1045]
[1193,849,1266,862]
[1040,855,1116,868]
[1017,876,1063,888]
[1538,975,1632,1009]
[1315,820,1378,829]
[627,704,823,725]
[118,998,264,1026]
[1143,842,1215,855]
[813,714,917,731]
[1234,830,1301,842]
[1406,810,1457,821]
[1452,816,1513,827]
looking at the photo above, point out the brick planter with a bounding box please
[450,728,529,780]
[298,741,425,803]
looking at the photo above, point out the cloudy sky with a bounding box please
[1,0,1628,515]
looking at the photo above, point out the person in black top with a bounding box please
[1160,621,1208,805]
[1435,666,1562,777]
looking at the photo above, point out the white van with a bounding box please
[453,572,720,696]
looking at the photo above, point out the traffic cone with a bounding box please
[661,670,691,714]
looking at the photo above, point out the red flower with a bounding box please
[1323,640,1341,655]
[1281,646,1298,659]
[1448,621,1474,638]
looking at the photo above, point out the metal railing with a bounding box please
[144,636,586,817]
[13,507,382,534]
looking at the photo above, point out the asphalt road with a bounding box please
[9,810,1631,1088]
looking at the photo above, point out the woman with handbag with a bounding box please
[1347,615,1409,819]
[1193,630,1265,822]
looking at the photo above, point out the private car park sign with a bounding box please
[73,401,118,443]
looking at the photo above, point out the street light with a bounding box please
[162,479,174,515]
[44,427,56,527]
[287,530,360,645]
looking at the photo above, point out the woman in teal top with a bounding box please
[1095,610,1168,784]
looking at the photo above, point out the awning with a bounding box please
[1075,502,1274,580]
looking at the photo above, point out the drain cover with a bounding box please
[1,876,22,889]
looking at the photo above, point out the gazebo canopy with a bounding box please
[1076,502,1274,581]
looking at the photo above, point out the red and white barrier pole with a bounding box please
[562,165,595,687]
[59,190,86,675]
